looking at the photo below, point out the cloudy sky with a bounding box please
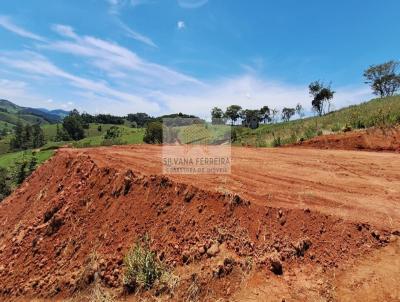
[0,0,399,117]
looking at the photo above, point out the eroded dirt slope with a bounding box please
[295,126,400,152]
[0,146,399,301]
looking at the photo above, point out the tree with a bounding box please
[281,107,295,122]
[104,126,121,139]
[14,160,28,185]
[0,167,11,201]
[55,123,70,141]
[225,105,242,125]
[143,122,163,144]
[10,121,24,150]
[309,81,335,116]
[22,125,33,149]
[363,60,400,98]
[62,109,85,141]
[28,156,37,174]
[259,106,271,124]
[295,103,305,119]
[239,109,260,128]
[211,107,224,124]
[32,124,45,148]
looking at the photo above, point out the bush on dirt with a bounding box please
[123,236,177,294]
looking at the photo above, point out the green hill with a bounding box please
[0,99,63,129]
[41,123,144,149]
[232,96,400,147]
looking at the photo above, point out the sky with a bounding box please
[0,0,399,117]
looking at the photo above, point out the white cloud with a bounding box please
[51,24,78,39]
[45,25,201,86]
[0,15,46,41]
[0,51,160,114]
[177,21,186,30]
[117,21,157,48]
[177,0,208,9]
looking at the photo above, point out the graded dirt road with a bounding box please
[70,145,400,229]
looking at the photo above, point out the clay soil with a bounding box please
[0,145,399,301]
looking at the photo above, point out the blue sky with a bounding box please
[0,0,399,117]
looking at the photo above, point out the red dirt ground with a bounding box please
[0,145,399,301]
[294,126,400,152]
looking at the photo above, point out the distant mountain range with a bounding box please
[0,99,69,127]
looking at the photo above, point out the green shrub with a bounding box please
[123,237,164,292]
[14,159,28,185]
[103,126,121,140]
[143,122,163,144]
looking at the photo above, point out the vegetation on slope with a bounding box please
[232,96,400,147]
[0,149,54,201]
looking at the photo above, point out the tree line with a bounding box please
[211,80,335,127]
[10,122,45,151]
[211,104,306,126]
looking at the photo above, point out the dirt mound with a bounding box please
[0,149,396,301]
[295,126,400,152]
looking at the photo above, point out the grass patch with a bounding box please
[72,126,144,148]
[0,149,54,169]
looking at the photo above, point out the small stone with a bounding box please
[198,246,206,255]
[207,243,220,257]
[371,230,380,240]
